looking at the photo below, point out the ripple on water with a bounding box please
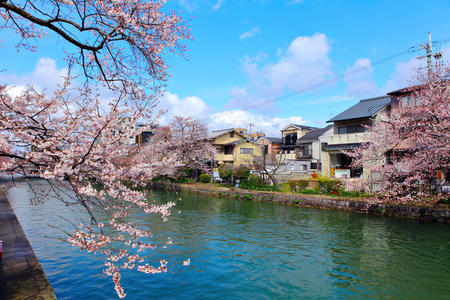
[6,182,450,300]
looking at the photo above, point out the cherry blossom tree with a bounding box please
[251,153,287,188]
[0,1,203,298]
[347,67,449,205]
[124,117,214,180]
[0,0,190,103]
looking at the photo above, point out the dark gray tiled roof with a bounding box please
[327,96,391,123]
[261,136,282,144]
[281,124,319,132]
[297,125,333,143]
[209,128,233,139]
[209,128,248,139]
[292,124,318,130]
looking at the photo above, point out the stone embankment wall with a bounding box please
[0,190,57,299]
[148,182,450,223]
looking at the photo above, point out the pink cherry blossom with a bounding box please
[0,1,209,298]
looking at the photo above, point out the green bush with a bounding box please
[239,175,279,192]
[287,180,309,192]
[317,177,342,193]
[233,166,250,181]
[218,164,234,181]
[338,190,368,197]
[297,180,309,190]
[182,168,194,177]
[287,180,297,192]
[199,174,212,183]
[279,183,291,193]
[177,177,196,184]
[243,194,253,200]
[218,165,250,183]
[247,174,264,186]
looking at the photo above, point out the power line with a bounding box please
[193,37,450,125]
[240,45,417,111]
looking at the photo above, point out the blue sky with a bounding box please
[1,0,449,135]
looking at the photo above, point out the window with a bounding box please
[338,127,347,134]
[240,148,253,154]
[311,162,318,169]
[230,132,234,138]
[338,125,365,134]
[299,144,312,157]
[284,133,297,145]
[347,126,356,134]
[224,145,234,154]
[215,147,223,154]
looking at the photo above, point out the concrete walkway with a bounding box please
[0,190,56,300]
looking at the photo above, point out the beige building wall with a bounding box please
[211,130,263,175]
[213,132,245,145]
[233,141,263,167]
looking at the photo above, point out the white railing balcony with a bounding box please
[278,153,297,160]
[327,132,368,145]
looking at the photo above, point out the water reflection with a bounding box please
[6,180,450,300]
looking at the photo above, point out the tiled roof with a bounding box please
[297,125,333,143]
[259,136,282,144]
[209,128,234,139]
[281,124,318,132]
[209,128,248,139]
[327,96,391,123]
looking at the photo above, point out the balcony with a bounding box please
[327,132,368,145]
[215,153,234,162]
[278,153,297,160]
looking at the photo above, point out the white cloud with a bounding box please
[287,0,304,5]
[382,57,423,92]
[156,92,309,136]
[239,26,261,40]
[156,91,211,124]
[228,33,332,112]
[382,46,450,93]
[0,57,68,94]
[4,85,27,98]
[212,0,224,11]
[179,0,198,11]
[344,58,379,98]
[208,110,307,136]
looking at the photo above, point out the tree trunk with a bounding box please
[268,174,279,188]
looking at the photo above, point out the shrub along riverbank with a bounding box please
[147,181,450,223]
[150,167,448,207]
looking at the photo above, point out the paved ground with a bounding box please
[0,190,57,300]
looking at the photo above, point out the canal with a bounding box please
[6,180,450,299]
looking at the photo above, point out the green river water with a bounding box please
[6,180,450,299]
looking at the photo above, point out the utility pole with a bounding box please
[248,123,254,134]
[416,32,443,78]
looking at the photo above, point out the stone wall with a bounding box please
[148,182,450,223]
